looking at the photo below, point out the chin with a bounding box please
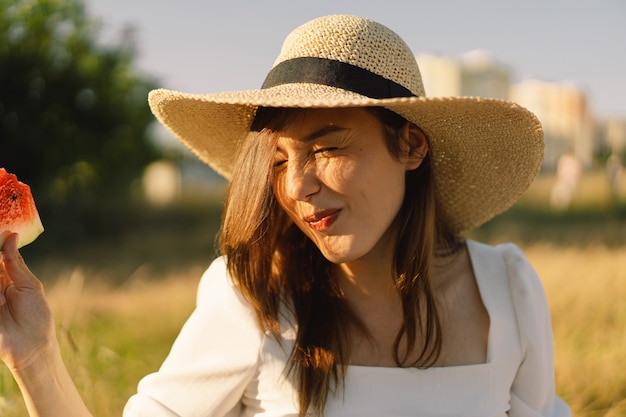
[319,247,367,265]
[311,235,373,264]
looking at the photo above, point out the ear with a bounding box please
[401,122,429,171]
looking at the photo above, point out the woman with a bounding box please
[0,14,569,417]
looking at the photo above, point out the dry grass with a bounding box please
[526,245,626,416]
[1,264,203,416]
[50,266,202,417]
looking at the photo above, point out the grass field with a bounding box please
[1,170,625,416]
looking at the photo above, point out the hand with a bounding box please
[0,233,55,371]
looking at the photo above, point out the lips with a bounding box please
[304,208,341,231]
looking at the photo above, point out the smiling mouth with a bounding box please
[304,209,341,231]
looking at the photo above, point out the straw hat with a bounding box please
[148,14,543,233]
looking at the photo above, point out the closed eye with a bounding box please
[314,147,339,156]
[273,159,287,168]
[273,147,288,169]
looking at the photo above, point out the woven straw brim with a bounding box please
[148,84,543,233]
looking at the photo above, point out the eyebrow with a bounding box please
[301,125,349,143]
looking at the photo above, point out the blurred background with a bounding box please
[1,0,625,416]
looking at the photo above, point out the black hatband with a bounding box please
[261,57,415,99]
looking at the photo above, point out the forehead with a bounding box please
[284,109,382,144]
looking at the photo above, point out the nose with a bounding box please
[284,159,320,201]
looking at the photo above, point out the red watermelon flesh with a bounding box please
[0,168,44,250]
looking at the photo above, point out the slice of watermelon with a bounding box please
[0,168,44,250]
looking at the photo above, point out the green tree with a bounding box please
[0,0,161,241]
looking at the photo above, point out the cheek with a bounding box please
[319,158,358,189]
[361,162,407,213]
[272,177,303,230]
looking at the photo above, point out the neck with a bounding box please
[333,233,406,367]
[335,231,398,305]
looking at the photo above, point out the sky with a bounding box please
[84,0,626,118]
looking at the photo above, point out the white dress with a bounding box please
[123,240,571,417]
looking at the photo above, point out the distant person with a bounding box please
[606,153,624,199]
[0,14,570,416]
[550,153,583,210]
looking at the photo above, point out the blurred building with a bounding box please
[417,50,511,99]
[510,79,594,170]
[417,51,595,171]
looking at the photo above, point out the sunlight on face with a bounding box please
[272,108,413,266]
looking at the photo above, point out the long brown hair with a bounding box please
[220,106,460,416]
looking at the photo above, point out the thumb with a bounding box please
[1,233,39,289]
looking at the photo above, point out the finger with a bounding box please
[2,233,23,265]
[1,233,39,288]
